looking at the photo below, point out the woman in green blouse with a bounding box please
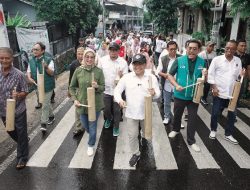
[69,49,105,156]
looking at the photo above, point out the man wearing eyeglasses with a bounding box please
[157,41,181,125]
[208,40,245,144]
[167,39,205,152]
[27,42,56,132]
[198,41,217,105]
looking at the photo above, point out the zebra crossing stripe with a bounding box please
[222,110,250,141]
[27,105,75,167]
[68,112,104,169]
[113,118,136,170]
[152,103,178,170]
[198,105,250,168]
[237,107,250,117]
[180,122,220,169]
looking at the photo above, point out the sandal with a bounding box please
[16,159,27,170]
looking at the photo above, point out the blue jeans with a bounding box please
[80,112,100,147]
[163,90,173,119]
[211,97,235,136]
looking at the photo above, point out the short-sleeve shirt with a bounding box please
[169,57,197,78]
[0,66,29,117]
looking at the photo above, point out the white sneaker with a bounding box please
[181,124,185,129]
[87,147,94,156]
[191,144,201,152]
[209,131,216,139]
[163,118,170,124]
[168,131,179,138]
[225,135,238,145]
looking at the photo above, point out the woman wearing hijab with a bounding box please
[69,49,105,156]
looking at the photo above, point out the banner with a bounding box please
[0,3,10,47]
[16,27,50,57]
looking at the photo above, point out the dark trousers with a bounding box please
[202,82,210,101]
[211,96,235,136]
[172,98,199,145]
[103,94,121,129]
[2,111,29,162]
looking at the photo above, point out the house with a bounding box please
[97,0,143,35]
[1,0,37,22]
[176,0,250,51]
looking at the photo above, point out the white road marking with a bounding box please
[180,122,220,169]
[170,103,220,169]
[27,105,75,167]
[198,105,250,168]
[0,97,70,174]
[69,112,104,169]
[113,117,135,170]
[222,110,250,141]
[152,103,178,170]
[237,107,250,117]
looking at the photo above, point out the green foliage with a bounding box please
[144,0,178,35]
[143,11,152,24]
[191,31,205,42]
[6,12,32,27]
[34,0,102,34]
[226,0,250,18]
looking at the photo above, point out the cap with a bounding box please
[115,39,122,45]
[109,42,120,50]
[206,41,216,46]
[132,54,146,64]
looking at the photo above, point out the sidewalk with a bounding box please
[0,71,70,144]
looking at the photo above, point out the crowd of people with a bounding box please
[0,30,249,170]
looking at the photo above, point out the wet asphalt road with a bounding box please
[0,72,250,190]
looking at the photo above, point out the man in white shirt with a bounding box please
[198,41,217,105]
[98,42,128,137]
[208,40,245,144]
[114,54,160,167]
[157,41,181,124]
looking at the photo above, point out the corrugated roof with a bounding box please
[109,0,143,8]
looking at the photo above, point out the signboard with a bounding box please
[16,27,50,57]
[0,3,10,47]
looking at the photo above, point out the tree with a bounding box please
[34,0,102,36]
[227,0,250,17]
[144,0,179,35]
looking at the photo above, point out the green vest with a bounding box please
[174,55,205,100]
[29,55,55,92]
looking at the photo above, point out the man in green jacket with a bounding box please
[27,42,55,132]
[167,39,206,152]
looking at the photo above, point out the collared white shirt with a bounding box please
[98,55,128,96]
[208,55,242,99]
[156,55,176,92]
[114,72,161,120]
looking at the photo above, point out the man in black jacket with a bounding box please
[68,47,85,136]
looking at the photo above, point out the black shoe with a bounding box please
[47,116,55,125]
[73,129,83,136]
[35,103,42,109]
[201,98,209,105]
[40,124,47,132]
[129,154,140,167]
